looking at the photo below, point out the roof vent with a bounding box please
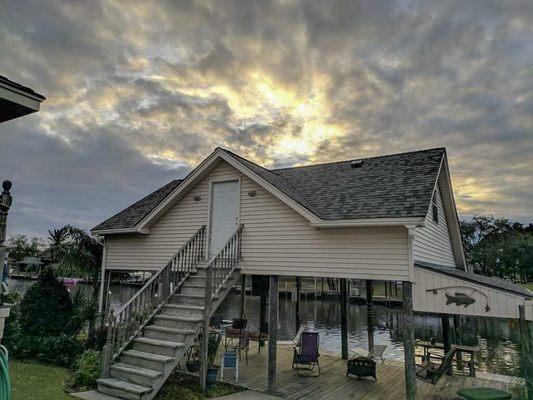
[350,159,363,169]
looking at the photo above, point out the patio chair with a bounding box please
[292,332,320,376]
[233,331,250,364]
[368,344,387,364]
[347,356,377,381]
[224,318,248,348]
[416,348,457,385]
[221,350,239,382]
[292,325,305,348]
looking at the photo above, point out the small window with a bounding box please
[432,193,439,224]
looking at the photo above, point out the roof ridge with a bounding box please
[218,147,280,176]
[272,147,446,172]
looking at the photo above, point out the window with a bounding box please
[432,192,439,224]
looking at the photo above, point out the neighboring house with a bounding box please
[91,147,532,400]
[0,75,45,122]
[1,76,45,295]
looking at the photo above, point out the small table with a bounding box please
[249,331,268,353]
[457,388,512,400]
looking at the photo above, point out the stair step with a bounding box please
[175,293,218,299]
[120,350,174,372]
[133,337,184,348]
[153,314,203,329]
[144,325,196,335]
[155,314,202,322]
[97,378,152,400]
[110,363,162,388]
[121,350,174,363]
[111,363,163,379]
[164,303,204,310]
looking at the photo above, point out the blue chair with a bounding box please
[221,350,239,382]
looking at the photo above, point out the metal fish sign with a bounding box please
[445,292,475,307]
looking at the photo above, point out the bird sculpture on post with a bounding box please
[0,180,13,304]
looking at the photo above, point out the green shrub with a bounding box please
[67,349,101,391]
[19,267,75,336]
[8,334,84,367]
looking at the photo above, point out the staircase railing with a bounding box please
[206,223,244,302]
[200,224,243,391]
[101,225,206,377]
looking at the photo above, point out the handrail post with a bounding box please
[163,264,171,300]
[200,265,213,394]
[101,308,114,378]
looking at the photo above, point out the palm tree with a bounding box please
[48,226,69,263]
[56,225,103,338]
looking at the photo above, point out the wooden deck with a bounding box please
[218,343,518,400]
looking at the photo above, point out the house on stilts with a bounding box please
[89,147,533,400]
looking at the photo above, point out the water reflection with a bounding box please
[7,279,521,376]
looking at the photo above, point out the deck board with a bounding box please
[218,343,515,400]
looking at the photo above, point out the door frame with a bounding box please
[206,176,242,258]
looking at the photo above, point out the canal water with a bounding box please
[7,279,522,377]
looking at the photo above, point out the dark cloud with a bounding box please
[0,0,531,238]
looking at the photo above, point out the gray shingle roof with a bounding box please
[92,147,445,232]
[416,261,533,298]
[272,147,444,220]
[92,180,182,232]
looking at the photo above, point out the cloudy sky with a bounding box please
[0,0,532,238]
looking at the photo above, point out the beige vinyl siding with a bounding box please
[105,163,237,270]
[106,161,410,280]
[413,266,526,319]
[413,184,456,268]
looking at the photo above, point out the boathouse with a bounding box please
[90,147,533,400]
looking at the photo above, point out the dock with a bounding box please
[217,343,518,399]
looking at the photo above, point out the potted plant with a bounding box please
[206,330,222,384]
[186,341,201,373]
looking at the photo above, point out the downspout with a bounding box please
[97,237,107,314]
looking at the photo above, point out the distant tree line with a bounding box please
[4,234,45,264]
[460,215,533,283]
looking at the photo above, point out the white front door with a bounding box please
[209,180,240,257]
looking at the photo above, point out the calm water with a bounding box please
[7,279,522,376]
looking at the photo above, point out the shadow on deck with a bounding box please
[217,343,518,400]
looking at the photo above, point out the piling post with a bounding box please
[295,276,301,331]
[402,281,417,400]
[268,275,279,394]
[239,274,246,319]
[441,314,452,375]
[366,280,374,353]
[340,278,348,359]
[519,305,533,400]
[259,290,267,350]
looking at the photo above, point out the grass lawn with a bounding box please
[156,371,245,399]
[9,360,72,400]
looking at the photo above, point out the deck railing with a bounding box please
[101,225,206,377]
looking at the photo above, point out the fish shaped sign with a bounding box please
[445,292,475,307]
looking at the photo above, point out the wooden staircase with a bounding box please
[93,225,243,400]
